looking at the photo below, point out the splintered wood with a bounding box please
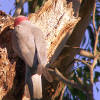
[0,11,14,34]
[28,0,80,64]
[0,48,15,100]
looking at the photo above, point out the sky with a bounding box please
[0,0,100,100]
[0,0,28,16]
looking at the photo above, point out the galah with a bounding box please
[12,16,52,100]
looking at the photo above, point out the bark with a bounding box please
[0,0,95,99]
[0,11,25,100]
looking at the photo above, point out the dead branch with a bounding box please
[92,2,96,35]
[48,68,86,93]
[64,45,94,58]
[14,0,26,16]
[75,59,91,69]
[76,74,84,85]
[87,1,99,100]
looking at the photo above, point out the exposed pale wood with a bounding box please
[28,0,80,65]
[0,11,14,33]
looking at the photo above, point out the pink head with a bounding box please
[14,16,28,27]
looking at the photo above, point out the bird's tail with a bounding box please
[24,65,53,99]
[25,66,42,99]
[31,74,42,99]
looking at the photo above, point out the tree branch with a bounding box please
[87,1,99,100]
[48,68,87,93]
[14,0,26,16]
[75,59,91,69]
[64,45,94,58]
[92,2,96,35]
[76,74,84,85]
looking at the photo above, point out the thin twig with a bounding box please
[60,86,66,100]
[47,67,85,92]
[51,82,64,100]
[92,2,100,56]
[91,56,98,69]
[93,3,96,33]
[53,68,86,93]
[75,59,91,69]
[94,30,99,56]
[76,74,84,85]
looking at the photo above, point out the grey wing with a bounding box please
[12,29,36,67]
[31,27,48,67]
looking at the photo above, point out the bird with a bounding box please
[11,16,52,100]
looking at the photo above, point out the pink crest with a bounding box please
[14,16,28,27]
